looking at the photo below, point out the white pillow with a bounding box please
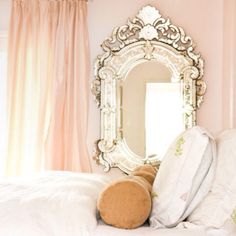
[186,129,236,231]
[150,126,216,228]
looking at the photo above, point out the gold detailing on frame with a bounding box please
[91,5,206,174]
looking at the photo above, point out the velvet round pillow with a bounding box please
[97,165,157,229]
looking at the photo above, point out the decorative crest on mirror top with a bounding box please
[91,5,206,173]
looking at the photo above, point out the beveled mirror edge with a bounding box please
[91,5,206,174]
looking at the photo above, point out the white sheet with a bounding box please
[94,221,230,236]
[0,171,111,236]
[94,223,209,236]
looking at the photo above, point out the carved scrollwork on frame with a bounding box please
[92,5,205,108]
[91,5,206,173]
[92,140,111,172]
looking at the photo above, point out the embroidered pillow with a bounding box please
[186,129,236,232]
[150,126,216,228]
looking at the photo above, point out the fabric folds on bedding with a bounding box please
[150,126,217,228]
[94,222,215,236]
[0,171,228,236]
[179,130,236,236]
[0,171,111,236]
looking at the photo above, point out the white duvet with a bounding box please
[0,171,226,236]
[0,171,111,236]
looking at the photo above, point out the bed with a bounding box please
[94,223,211,236]
[0,171,228,236]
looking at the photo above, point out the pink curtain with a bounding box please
[7,0,91,176]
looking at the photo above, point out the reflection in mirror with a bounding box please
[145,83,184,160]
[120,61,184,160]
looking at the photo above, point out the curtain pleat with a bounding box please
[7,0,91,176]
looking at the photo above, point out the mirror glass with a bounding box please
[119,61,184,160]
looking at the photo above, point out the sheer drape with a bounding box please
[7,0,91,176]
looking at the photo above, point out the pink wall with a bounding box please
[0,0,11,32]
[87,0,235,175]
[222,0,236,129]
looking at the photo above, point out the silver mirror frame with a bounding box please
[91,5,206,173]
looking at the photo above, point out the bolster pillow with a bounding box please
[97,164,157,229]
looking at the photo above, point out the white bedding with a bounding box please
[0,171,227,236]
[150,126,216,228]
[0,171,111,236]
[94,223,209,236]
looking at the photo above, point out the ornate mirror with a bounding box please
[91,5,206,173]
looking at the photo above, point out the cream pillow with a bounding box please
[186,129,236,232]
[150,126,216,228]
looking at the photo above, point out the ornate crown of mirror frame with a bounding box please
[91,5,206,174]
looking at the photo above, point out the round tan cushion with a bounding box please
[97,176,151,229]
